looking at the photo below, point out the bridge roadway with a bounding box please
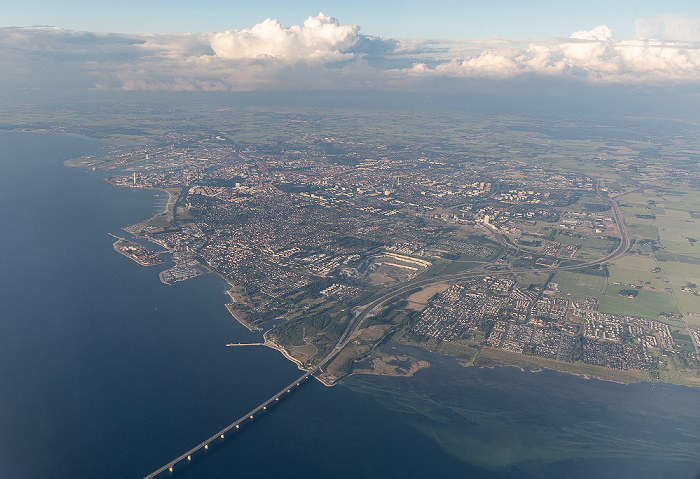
[143,339,351,479]
[142,366,319,479]
[143,182,630,478]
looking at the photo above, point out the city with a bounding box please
[56,104,700,387]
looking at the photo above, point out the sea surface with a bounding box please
[1,130,699,479]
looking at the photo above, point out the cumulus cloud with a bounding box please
[1,15,700,93]
[0,14,379,92]
[408,24,700,82]
[210,13,360,61]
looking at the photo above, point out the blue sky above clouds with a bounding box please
[1,2,700,93]
[3,0,700,39]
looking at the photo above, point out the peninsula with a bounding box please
[51,105,700,389]
[112,237,163,267]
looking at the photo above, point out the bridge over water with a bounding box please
[142,365,319,479]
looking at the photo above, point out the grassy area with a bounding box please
[553,234,614,249]
[620,205,657,216]
[575,246,607,260]
[659,261,700,278]
[659,240,700,257]
[606,255,668,289]
[599,285,679,319]
[672,331,696,353]
[625,216,655,226]
[553,271,606,298]
[627,224,659,240]
[655,216,700,246]
[657,355,700,387]
[517,273,548,289]
[439,260,481,276]
[617,192,651,205]
[666,278,700,316]
[433,340,481,364]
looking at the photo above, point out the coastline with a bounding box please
[262,332,334,387]
[225,303,261,332]
[469,346,649,386]
[62,145,700,392]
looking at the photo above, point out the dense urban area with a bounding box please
[9,100,700,387]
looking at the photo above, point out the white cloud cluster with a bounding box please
[1,14,699,93]
[210,13,359,61]
[408,23,700,82]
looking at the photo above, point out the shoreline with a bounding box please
[262,331,334,387]
[63,149,696,391]
[467,346,651,386]
[225,303,261,332]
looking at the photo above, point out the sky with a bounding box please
[1,1,700,97]
[3,0,700,39]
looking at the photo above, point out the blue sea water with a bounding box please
[0,130,699,479]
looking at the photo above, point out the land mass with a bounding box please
[18,101,699,388]
[112,237,163,266]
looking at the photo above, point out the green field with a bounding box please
[660,261,700,278]
[610,254,657,270]
[553,234,614,249]
[617,192,650,205]
[620,205,657,216]
[517,274,548,289]
[684,315,700,329]
[659,240,700,257]
[663,208,692,219]
[576,246,608,260]
[599,285,679,320]
[655,216,699,245]
[608,269,668,290]
[627,224,659,240]
[659,262,700,318]
[553,271,606,298]
[625,216,655,226]
[606,255,669,289]
[439,260,482,276]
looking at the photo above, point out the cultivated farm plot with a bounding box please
[575,246,613,260]
[671,290,700,326]
[553,271,606,299]
[617,192,649,205]
[607,269,668,291]
[626,216,655,226]
[660,262,700,320]
[659,240,700,257]
[655,216,699,242]
[610,255,658,270]
[620,205,657,216]
[662,208,692,219]
[660,261,700,278]
[684,315,700,329]
[627,224,659,240]
[607,255,666,289]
